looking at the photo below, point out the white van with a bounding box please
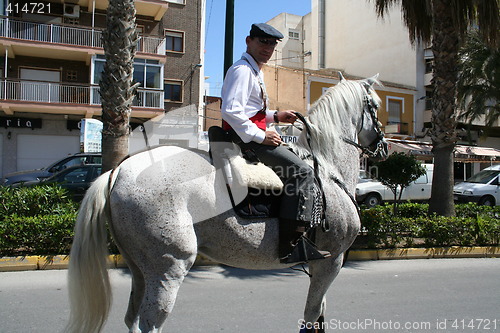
[356,164,433,207]
[453,164,500,206]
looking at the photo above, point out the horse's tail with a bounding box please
[64,170,115,333]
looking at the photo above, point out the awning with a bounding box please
[386,139,500,162]
[454,145,500,162]
[387,139,433,157]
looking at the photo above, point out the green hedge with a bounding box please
[1,185,499,256]
[0,185,79,256]
[360,203,500,248]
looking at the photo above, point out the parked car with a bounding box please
[453,164,500,206]
[1,153,102,186]
[358,170,373,183]
[12,164,103,201]
[355,164,433,207]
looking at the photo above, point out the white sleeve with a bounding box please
[221,65,265,143]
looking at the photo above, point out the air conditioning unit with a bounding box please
[63,4,80,18]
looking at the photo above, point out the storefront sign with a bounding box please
[1,117,42,129]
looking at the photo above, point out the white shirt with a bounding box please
[221,52,275,143]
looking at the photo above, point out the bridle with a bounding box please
[342,87,387,158]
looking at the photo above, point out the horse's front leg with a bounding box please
[300,253,344,333]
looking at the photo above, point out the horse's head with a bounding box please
[350,74,388,160]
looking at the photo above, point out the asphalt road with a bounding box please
[0,258,499,333]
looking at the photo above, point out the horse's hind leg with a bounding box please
[129,255,196,333]
[129,226,198,333]
[301,254,344,333]
[124,254,146,329]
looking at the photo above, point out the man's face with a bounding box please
[246,36,278,65]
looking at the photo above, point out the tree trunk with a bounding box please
[428,0,458,216]
[100,0,138,172]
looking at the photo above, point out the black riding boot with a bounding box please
[279,219,331,264]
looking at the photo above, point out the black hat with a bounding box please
[249,23,284,40]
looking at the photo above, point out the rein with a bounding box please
[294,112,361,227]
[294,111,330,232]
[292,92,383,227]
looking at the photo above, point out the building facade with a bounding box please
[0,0,205,177]
[266,0,499,151]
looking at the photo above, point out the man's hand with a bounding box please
[276,110,297,124]
[262,130,282,146]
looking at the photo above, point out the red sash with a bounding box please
[222,110,266,131]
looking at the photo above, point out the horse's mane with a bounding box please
[294,79,381,171]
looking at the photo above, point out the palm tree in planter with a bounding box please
[100,0,139,172]
[371,0,499,216]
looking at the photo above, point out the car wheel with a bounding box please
[478,195,495,206]
[364,193,381,208]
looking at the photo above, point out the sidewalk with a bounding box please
[1,246,498,271]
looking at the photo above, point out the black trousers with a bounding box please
[236,140,315,222]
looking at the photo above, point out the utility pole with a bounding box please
[223,0,234,77]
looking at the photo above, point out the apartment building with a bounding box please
[0,0,205,177]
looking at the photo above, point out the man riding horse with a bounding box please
[220,23,330,263]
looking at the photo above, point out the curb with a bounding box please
[348,246,500,261]
[1,247,498,272]
[0,254,217,272]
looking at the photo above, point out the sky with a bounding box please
[203,0,312,97]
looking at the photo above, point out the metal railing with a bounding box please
[0,17,166,55]
[0,79,164,109]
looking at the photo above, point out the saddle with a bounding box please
[208,126,282,219]
[208,126,330,263]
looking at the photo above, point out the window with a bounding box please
[387,97,403,123]
[164,80,182,102]
[66,70,78,81]
[93,55,163,90]
[133,59,162,89]
[165,30,184,53]
[425,90,433,110]
[288,29,300,40]
[425,59,433,74]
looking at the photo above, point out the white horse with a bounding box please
[64,75,387,333]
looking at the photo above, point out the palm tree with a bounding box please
[100,0,139,172]
[457,29,500,132]
[372,0,500,216]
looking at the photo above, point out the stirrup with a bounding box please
[280,236,331,264]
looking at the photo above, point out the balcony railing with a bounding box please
[0,79,164,109]
[0,17,166,55]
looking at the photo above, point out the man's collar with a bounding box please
[242,52,260,73]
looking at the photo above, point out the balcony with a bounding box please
[78,0,171,21]
[0,17,166,61]
[0,78,164,110]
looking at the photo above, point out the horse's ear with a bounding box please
[338,72,345,82]
[365,74,380,87]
